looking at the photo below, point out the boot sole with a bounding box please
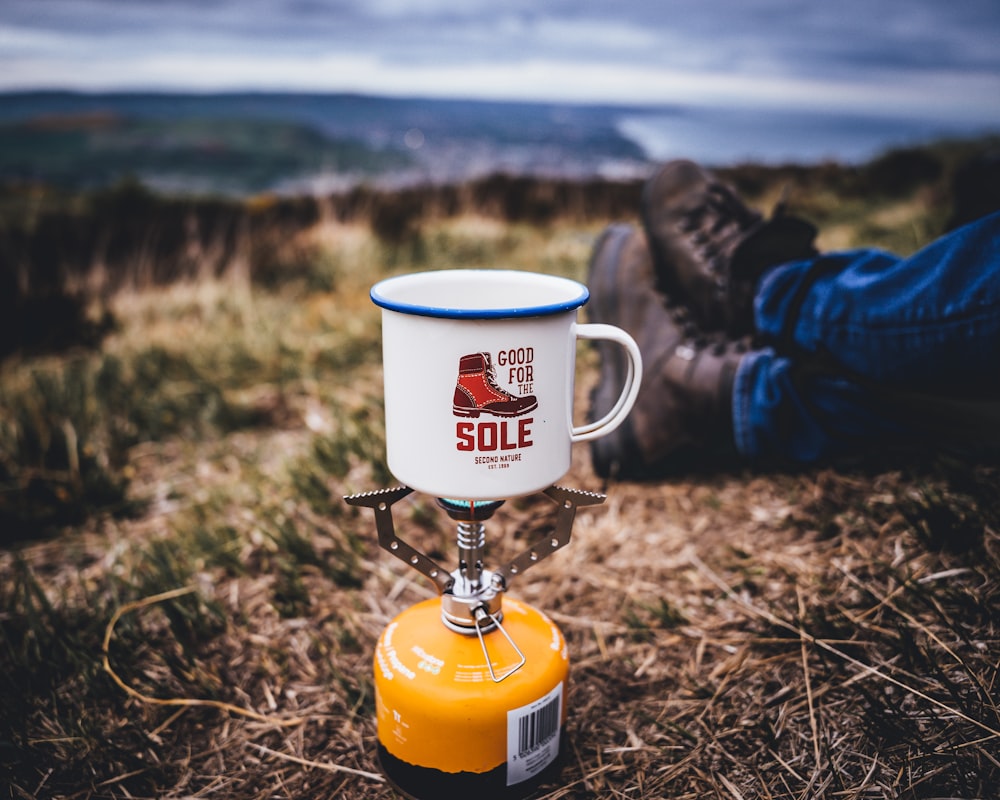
[452,402,538,418]
[586,224,641,479]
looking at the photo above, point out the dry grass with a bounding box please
[2,175,999,799]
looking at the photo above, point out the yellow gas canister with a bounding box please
[374,596,569,798]
[345,487,605,799]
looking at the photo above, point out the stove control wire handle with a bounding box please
[475,606,527,683]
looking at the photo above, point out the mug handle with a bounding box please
[570,323,642,443]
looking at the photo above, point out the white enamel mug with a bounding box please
[370,269,641,500]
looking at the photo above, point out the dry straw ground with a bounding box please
[2,150,1000,799]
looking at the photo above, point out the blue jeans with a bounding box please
[733,211,1000,462]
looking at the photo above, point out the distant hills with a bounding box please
[1,91,996,196]
[0,91,651,195]
[0,112,412,195]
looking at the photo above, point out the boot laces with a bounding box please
[482,353,516,400]
[703,184,760,237]
[681,184,762,269]
[681,183,760,238]
[679,320,751,359]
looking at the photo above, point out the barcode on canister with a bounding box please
[518,694,559,756]
[506,681,563,786]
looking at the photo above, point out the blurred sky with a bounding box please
[2,0,1000,121]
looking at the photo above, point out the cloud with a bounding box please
[1,0,999,120]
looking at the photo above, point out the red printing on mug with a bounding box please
[452,350,537,453]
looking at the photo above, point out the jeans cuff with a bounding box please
[732,349,769,458]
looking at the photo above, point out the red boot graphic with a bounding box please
[453,352,538,417]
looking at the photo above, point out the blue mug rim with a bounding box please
[370,269,590,320]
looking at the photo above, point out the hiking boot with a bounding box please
[587,223,748,479]
[641,159,818,336]
[453,351,538,417]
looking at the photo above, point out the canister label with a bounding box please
[506,680,563,786]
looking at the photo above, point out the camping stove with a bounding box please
[345,267,640,797]
[345,484,605,799]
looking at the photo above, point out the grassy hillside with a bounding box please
[0,113,412,194]
[2,144,999,798]
[3,133,998,362]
